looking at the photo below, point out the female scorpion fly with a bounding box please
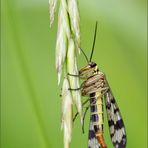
[68,22,126,148]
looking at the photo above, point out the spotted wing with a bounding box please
[88,119,101,148]
[104,83,126,148]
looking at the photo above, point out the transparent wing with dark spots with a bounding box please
[88,119,101,148]
[104,82,126,148]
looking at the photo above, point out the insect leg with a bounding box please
[67,73,80,77]
[68,88,81,91]
[73,98,90,122]
[82,106,89,133]
[81,98,99,134]
[68,72,88,79]
[73,112,79,122]
[67,73,82,90]
[82,97,101,133]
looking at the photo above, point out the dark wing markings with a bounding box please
[88,119,100,148]
[104,81,127,148]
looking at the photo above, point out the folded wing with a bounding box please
[88,119,101,148]
[104,82,126,148]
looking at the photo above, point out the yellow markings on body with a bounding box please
[96,91,104,129]
[92,121,99,126]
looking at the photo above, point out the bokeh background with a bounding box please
[1,0,147,147]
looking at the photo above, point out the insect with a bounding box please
[69,22,127,148]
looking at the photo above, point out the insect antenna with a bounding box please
[89,21,98,62]
[80,48,89,63]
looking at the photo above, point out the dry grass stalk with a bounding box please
[49,0,82,148]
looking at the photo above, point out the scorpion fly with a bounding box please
[69,22,126,148]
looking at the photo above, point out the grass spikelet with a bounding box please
[49,0,57,27]
[68,0,80,48]
[55,3,70,84]
[49,0,82,147]
[61,78,73,148]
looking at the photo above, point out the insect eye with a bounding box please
[90,62,96,67]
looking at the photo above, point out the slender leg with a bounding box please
[82,106,89,133]
[82,98,103,133]
[73,97,102,133]
[67,73,80,77]
[82,98,91,106]
[68,88,81,91]
[73,96,99,122]
[73,98,90,122]
[73,112,79,122]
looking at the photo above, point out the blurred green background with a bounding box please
[1,0,147,148]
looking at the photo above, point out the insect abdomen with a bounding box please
[90,93,107,148]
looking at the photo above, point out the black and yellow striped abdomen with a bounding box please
[90,93,103,133]
[89,92,107,148]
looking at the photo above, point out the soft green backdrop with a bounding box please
[1,0,147,148]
